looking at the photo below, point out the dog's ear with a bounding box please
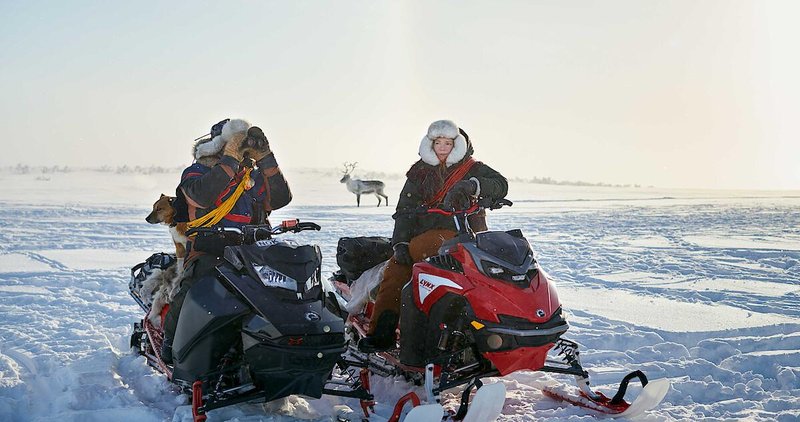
[160,193,166,198]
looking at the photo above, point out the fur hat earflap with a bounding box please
[418,119,468,167]
[193,136,224,160]
[193,119,251,160]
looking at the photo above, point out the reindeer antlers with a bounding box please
[342,162,358,175]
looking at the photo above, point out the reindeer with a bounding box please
[340,162,389,207]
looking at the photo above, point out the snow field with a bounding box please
[0,169,799,421]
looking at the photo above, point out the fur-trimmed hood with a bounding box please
[418,120,469,167]
[192,119,251,160]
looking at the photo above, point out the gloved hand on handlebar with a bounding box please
[443,179,478,211]
[393,243,413,265]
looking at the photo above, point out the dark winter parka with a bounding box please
[173,120,292,233]
[176,154,291,228]
[391,128,508,246]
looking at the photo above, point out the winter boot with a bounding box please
[358,311,399,353]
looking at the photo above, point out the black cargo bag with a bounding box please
[336,236,393,283]
[129,252,177,311]
[130,253,177,290]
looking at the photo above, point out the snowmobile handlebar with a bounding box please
[434,198,513,215]
[270,219,322,235]
[185,220,321,243]
[400,198,513,217]
[393,198,512,235]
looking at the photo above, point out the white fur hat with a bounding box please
[193,119,251,159]
[418,120,468,167]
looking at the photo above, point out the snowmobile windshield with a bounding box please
[475,231,532,266]
[236,241,322,294]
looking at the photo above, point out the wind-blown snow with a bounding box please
[0,169,798,421]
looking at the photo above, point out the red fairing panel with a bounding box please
[412,263,474,314]
[412,245,562,324]
[484,345,553,375]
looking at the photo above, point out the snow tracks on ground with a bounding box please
[1,196,799,421]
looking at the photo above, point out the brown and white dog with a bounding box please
[144,194,188,324]
[146,194,188,267]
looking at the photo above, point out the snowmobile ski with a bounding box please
[462,382,506,422]
[404,403,444,421]
[541,378,670,419]
[616,378,670,418]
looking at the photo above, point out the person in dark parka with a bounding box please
[358,119,508,352]
[162,118,292,362]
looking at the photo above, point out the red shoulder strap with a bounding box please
[425,158,478,206]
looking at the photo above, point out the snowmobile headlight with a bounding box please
[487,334,503,350]
[487,266,504,275]
[481,260,535,287]
[252,264,297,291]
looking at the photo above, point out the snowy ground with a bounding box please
[0,168,799,421]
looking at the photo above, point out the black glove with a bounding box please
[443,179,477,211]
[257,153,279,169]
[243,126,272,162]
[245,127,270,151]
[393,243,413,265]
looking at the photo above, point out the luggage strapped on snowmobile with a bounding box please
[335,236,394,284]
[129,252,177,311]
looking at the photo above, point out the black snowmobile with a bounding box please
[129,220,366,421]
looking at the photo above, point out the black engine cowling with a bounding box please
[171,240,346,401]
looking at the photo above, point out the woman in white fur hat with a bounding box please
[359,119,508,353]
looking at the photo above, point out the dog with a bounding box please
[138,263,179,326]
[146,194,188,265]
[145,194,188,325]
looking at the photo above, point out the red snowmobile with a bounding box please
[331,199,670,420]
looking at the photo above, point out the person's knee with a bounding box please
[383,265,412,287]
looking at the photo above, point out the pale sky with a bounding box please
[1,0,798,190]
